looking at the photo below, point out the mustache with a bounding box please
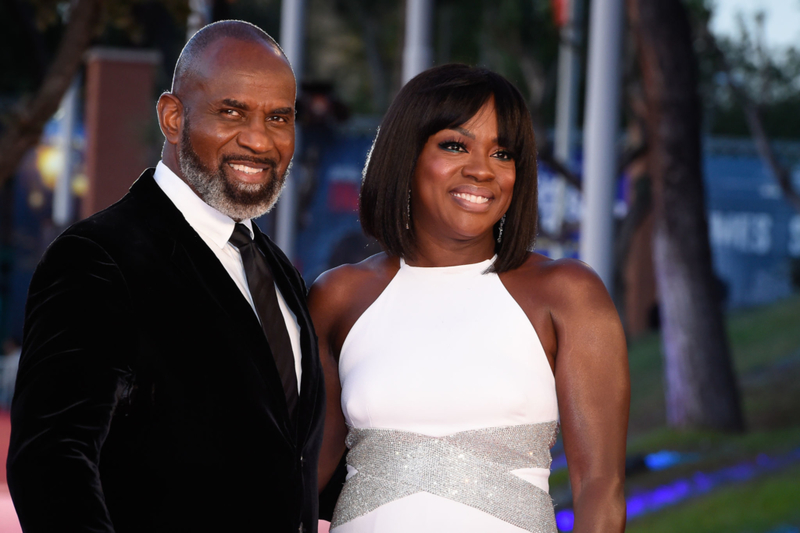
[221,154,278,169]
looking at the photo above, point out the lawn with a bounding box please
[626,464,800,533]
[552,293,800,532]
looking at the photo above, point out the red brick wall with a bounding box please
[83,48,161,219]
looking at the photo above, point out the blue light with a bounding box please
[556,509,574,531]
[554,446,800,527]
[644,450,681,470]
[624,446,800,522]
[551,453,568,471]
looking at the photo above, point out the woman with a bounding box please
[309,64,629,533]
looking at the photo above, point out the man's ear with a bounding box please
[157,92,183,145]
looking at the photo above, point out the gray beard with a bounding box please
[177,120,289,221]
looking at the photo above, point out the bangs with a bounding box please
[416,72,530,162]
[419,88,494,143]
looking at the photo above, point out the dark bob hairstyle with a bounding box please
[359,63,538,273]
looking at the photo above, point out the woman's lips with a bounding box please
[449,186,494,212]
[450,190,494,213]
[452,191,489,204]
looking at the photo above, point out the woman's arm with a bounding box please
[308,270,350,493]
[550,260,630,533]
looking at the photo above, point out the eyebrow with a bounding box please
[447,127,500,145]
[220,100,294,116]
[449,126,475,139]
[221,98,249,111]
[270,107,295,116]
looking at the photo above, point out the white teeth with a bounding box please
[229,163,261,174]
[453,192,489,204]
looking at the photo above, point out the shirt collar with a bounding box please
[153,160,253,247]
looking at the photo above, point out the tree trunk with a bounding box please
[0,0,102,189]
[628,0,744,431]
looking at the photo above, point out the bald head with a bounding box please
[172,20,290,95]
[156,20,297,221]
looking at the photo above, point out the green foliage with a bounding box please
[304,0,403,114]
[0,0,188,98]
[689,0,800,139]
[0,0,63,93]
[304,0,561,117]
[436,0,560,117]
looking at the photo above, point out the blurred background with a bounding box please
[0,0,799,531]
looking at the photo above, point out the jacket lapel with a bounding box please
[128,171,295,439]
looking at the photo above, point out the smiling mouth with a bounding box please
[228,163,264,175]
[451,191,490,205]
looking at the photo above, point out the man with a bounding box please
[7,20,325,533]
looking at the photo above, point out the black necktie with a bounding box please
[229,223,298,418]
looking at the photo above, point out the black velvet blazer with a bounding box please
[7,169,325,533]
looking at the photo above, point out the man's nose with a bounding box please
[237,116,274,153]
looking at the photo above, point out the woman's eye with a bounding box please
[439,141,465,152]
[494,150,514,161]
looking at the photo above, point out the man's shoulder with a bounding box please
[53,203,144,265]
[63,169,156,235]
[46,169,171,267]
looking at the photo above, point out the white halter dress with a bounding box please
[331,257,559,533]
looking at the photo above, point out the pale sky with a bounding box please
[710,0,800,50]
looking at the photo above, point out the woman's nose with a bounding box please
[462,153,495,181]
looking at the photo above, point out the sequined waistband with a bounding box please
[331,422,559,532]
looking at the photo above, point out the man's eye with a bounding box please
[268,115,288,123]
[222,109,241,117]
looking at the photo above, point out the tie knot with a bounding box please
[229,223,254,250]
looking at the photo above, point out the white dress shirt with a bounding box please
[153,161,302,391]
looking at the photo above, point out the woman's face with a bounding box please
[411,99,515,247]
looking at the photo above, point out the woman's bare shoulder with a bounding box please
[308,252,399,333]
[311,252,396,299]
[506,252,610,308]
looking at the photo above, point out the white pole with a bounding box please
[186,0,212,40]
[53,77,79,227]
[276,0,307,260]
[402,0,434,84]
[280,0,306,78]
[580,0,624,291]
[551,0,584,257]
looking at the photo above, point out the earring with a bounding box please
[406,189,411,230]
[497,214,506,243]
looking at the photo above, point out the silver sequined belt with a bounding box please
[331,422,559,532]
